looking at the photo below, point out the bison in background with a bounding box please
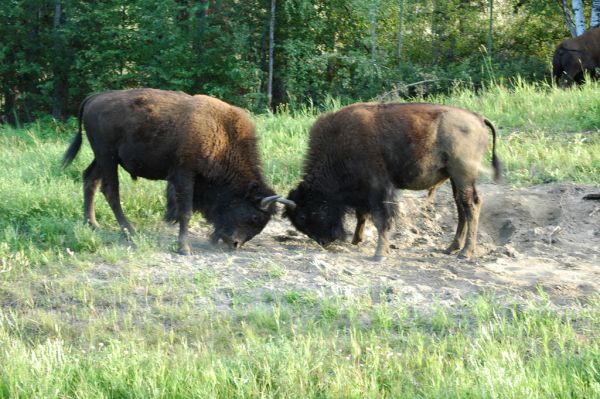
[62,88,288,255]
[553,27,600,85]
[283,102,501,261]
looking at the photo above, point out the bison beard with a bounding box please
[283,102,502,261]
[62,88,286,254]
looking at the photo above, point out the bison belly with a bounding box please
[388,154,449,191]
[117,142,175,180]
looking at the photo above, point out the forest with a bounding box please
[0,0,594,125]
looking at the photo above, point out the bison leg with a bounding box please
[371,188,396,261]
[99,161,135,236]
[372,212,391,261]
[352,211,370,245]
[170,172,194,255]
[445,179,467,255]
[457,184,482,259]
[83,160,102,228]
[164,182,178,223]
[426,187,437,205]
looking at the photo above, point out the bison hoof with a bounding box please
[86,221,100,230]
[457,250,473,260]
[444,245,461,255]
[121,227,136,239]
[372,255,387,262]
[179,246,192,256]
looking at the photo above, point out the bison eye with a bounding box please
[251,214,259,223]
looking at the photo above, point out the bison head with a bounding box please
[166,181,288,249]
[208,196,275,249]
[283,183,345,247]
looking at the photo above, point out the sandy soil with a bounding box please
[153,182,600,309]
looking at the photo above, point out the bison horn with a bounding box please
[260,195,297,210]
[275,197,296,209]
[260,195,282,210]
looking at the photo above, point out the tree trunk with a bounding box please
[431,0,444,65]
[396,0,404,66]
[52,0,67,120]
[572,0,585,35]
[560,0,577,37]
[267,0,276,110]
[591,0,600,28]
[487,0,493,56]
[369,0,380,63]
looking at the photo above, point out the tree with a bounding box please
[557,0,600,36]
[267,0,276,110]
[591,0,600,28]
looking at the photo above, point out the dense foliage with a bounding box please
[0,0,573,122]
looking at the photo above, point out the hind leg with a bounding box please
[83,160,102,228]
[450,181,482,259]
[445,179,467,254]
[459,184,481,258]
[99,161,135,236]
[352,210,370,245]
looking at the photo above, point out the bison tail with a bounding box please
[61,127,82,169]
[61,94,92,169]
[484,118,502,183]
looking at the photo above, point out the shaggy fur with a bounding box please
[284,102,501,260]
[62,88,276,254]
[553,27,600,85]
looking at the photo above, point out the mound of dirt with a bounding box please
[156,182,600,309]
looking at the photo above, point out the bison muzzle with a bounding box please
[283,102,501,261]
[62,88,287,254]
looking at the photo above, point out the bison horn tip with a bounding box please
[260,195,281,210]
[276,198,297,210]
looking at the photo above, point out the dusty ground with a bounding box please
[153,182,600,309]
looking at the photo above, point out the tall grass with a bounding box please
[0,294,599,398]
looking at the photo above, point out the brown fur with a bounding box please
[553,27,600,85]
[62,89,276,254]
[284,102,501,260]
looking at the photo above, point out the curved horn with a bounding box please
[276,197,297,210]
[260,195,281,210]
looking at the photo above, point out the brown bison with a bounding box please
[553,27,600,85]
[62,88,289,255]
[283,102,501,260]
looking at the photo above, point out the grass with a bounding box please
[0,293,598,397]
[1,81,600,397]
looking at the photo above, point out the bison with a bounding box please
[62,88,289,254]
[553,27,600,85]
[283,102,501,260]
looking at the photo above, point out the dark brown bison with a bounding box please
[62,88,288,254]
[553,27,600,85]
[283,102,501,260]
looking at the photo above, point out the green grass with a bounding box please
[1,81,600,397]
[0,294,598,398]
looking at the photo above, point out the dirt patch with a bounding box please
[152,183,600,309]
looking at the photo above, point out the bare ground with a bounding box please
[150,182,600,309]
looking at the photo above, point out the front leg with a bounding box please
[352,211,370,244]
[170,172,195,255]
[372,212,391,261]
[370,186,396,261]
